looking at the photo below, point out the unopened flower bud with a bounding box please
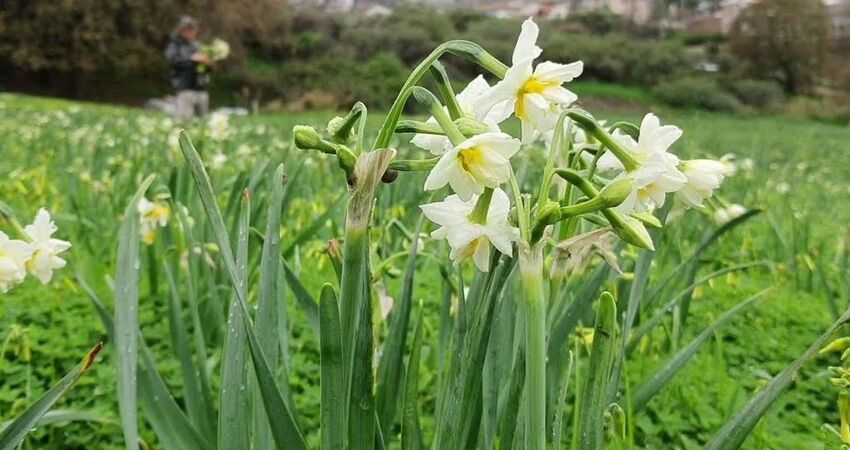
[630,211,662,229]
[293,125,322,151]
[455,117,490,136]
[598,178,633,208]
[610,214,654,251]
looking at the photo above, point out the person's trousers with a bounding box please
[174,90,209,122]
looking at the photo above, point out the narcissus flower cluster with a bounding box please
[0,208,70,293]
[409,18,731,271]
[294,17,734,273]
[138,197,171,245]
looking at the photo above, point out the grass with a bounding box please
[570,80,657,105]
[0,91,849,449]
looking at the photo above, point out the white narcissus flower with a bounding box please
[597,113,687,213]
[0,231,33,292]
[713,203,747,225]
[207,112,230,141]
[411,75,501,155]
[23,208,71,284]
[208,38,230,61]
[211,153,228,169]
[719,153,738,176]
[138,197,171,245]
[678,159,728,208]
[478,18,583,143]
[420,188,519,272]
[424,132,521,201]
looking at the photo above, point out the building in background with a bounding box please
[290,0,849,38]
[826,0,850,38]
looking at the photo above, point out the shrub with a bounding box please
[351,53,408,108]
[729,0,830,93]
[652,77,744,112]
[568,8,625,34]
[727,79,784,109]
[541,33,692,86]
[782,96,850,124]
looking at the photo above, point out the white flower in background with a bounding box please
[211,152,228,169]
[597,113,687,213]
[23,209,71,284]
[420,188,519,272]
[477,18,583,143]
[739,158,755,172]
[207,112,230,141]
[138,197,171,245]
[0,231,33,292]
[168,128,181,152]
[207,38,230,61]
[236,144,253,158]
[776,182,790,194]
[719,153,738,176]
[411,75,501,155]
[713,203,747,225]
[424,132,521,201]
[678,159,728,208]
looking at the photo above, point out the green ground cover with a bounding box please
[1,92,849,449]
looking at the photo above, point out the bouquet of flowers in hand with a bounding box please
[203,38,230,62]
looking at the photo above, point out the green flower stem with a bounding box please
[565,111,639,172]
[468,187,494,224]
[0,201,29,241]
[411,87,466,146]
[374,40,507,149]
[509,167,532,242]
[388,157,440,172]
[395,119,444,135]
[292,125,357,179]
[606,121,640,140]
[537,111,575,210]
[395,118,489,137]
[529,197,604,244]
[335,149,395,447]
[529,177,632,244]
[519,243,546,450]
[429,62,463,120]
[555,169,653,250]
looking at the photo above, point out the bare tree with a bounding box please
[729,0,830,94]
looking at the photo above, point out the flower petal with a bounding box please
[533,61,584,83]
[512,18,542,65]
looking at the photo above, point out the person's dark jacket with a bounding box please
[165,35,208,91]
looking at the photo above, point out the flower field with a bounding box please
[1,24,850,450]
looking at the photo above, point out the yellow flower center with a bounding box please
[148,204,171,222]
[457,236,489,262]
[25,253,38,271]
[515,76,557,119]
[458,146,485,176]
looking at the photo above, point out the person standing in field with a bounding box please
[165,16,212,122]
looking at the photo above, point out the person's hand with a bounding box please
[191,52,212,65]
